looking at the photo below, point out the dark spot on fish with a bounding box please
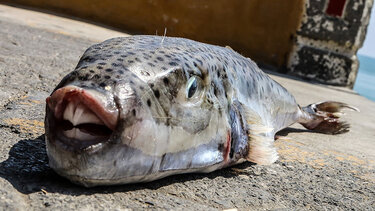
[163,78,169,85]
[104,75,110,79]
[157,57,164,61]
[150,83,154,88]
[218,143,224,151]
[117,58,124,62]
[147,99,152,107]
[169,62,178,66]
[139,86,144,90]
[196,59,203,66]
[135,57,141,62]
[185,63,191,68]
[99,82,106,87]
[128,60,134,63]
[78,75,88,81]
[128,52,135,55]
[132,109,136,116]
[89,70,95,73]
[97,66,103,69]
[120,54,127,58]
[141,70,150,76]
[81,56,96,63]
[112,63,120,67]
[118,70,124,74]
[159,50,165,54]
[93,74,100,79]
[148,62,155,67]
[154,89,160,98]
[114,51,120,55]
[161,67,167,70]
[105,68,113,72]
[98,62,106,65]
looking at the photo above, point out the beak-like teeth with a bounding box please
[63,102,104,126]
[63,128,98,141]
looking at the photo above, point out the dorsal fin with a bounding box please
[243,106,278,165]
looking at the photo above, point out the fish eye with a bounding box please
[186,76,199,99]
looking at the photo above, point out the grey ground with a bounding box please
[0,4,374,210]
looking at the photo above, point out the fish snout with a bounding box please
[45,85,119,151]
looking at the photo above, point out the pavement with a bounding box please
[0,4,374,210]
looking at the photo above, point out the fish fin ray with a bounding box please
[299,101,359,134]
[243,106,278,165]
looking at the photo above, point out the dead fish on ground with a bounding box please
[45,35,358,187]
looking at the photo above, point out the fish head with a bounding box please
[45,36,234,186]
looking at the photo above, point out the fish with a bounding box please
[45,35,358,187]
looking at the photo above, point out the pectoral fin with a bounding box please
[243,106,278,165]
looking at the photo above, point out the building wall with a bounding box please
[288,0,373,87]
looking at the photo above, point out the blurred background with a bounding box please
[356,3,375,101]
[0,0,373,101]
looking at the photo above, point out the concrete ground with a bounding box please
[0,4,374,210]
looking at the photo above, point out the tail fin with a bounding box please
[298,101,359,134]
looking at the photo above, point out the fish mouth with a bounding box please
[46,85,119,152]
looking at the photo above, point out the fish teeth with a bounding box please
[63,102,104,126]
[63,128,97,141]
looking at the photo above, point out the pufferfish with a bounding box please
[45,35,357,187]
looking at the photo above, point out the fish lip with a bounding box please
[46,85,119,153]
[50,129,107,153]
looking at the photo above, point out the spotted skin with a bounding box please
[45,35,352,187]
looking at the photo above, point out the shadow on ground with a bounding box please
[276,127,320,136]
[0,135,255,195]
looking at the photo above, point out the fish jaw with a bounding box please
[44,82,236,187]
[45,85,119,152]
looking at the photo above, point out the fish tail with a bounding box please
[298,101,359,134]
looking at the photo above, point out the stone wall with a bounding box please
[288,0,373,87]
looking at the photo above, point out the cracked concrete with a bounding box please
[0,4,374,210]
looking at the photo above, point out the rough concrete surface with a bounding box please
[0,4,374,210]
